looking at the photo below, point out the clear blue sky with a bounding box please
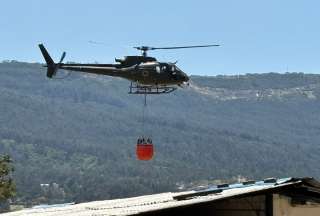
[1,0,320,75]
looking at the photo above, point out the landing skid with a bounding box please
[129,83,177,94]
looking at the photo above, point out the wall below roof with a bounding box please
[273,194,320,216]
[201,195,267,216]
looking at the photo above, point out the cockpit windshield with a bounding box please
[160,63,181,72]
[174,65,182,72]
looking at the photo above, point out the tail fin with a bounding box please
[38,44,57,78]
[39,44,54,65]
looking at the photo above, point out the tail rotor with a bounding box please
[59,52,66,64]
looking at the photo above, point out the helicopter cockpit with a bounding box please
[159,63,182,73]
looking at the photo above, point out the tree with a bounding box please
[0,155,15,201]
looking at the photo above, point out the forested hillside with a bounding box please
[1,61,320,205]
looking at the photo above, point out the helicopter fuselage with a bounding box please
[56,56,189,86]
[39,43,219,89]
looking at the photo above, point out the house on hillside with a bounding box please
[3,177,320,216]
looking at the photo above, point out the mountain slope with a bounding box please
[0,61,320,204]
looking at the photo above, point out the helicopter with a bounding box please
[39,44,219,94]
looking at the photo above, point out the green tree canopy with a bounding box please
[0,155,15,201]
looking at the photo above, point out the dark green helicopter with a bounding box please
[39,44,219,94]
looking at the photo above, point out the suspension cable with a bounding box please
[142,93,147,138]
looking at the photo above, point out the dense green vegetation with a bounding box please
[1,61,320,206]
[0,155,15,211]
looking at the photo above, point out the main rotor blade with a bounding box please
[150,44,220,50]
[133,44,220,52]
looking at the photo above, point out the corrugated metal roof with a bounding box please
[3,177,320,216]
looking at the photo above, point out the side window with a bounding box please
[171,66,175,72]
[161,66,167,72]
[156,66,160,73]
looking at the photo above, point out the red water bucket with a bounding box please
[136,143,154,160]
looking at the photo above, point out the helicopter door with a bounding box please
[161,65,167,73]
